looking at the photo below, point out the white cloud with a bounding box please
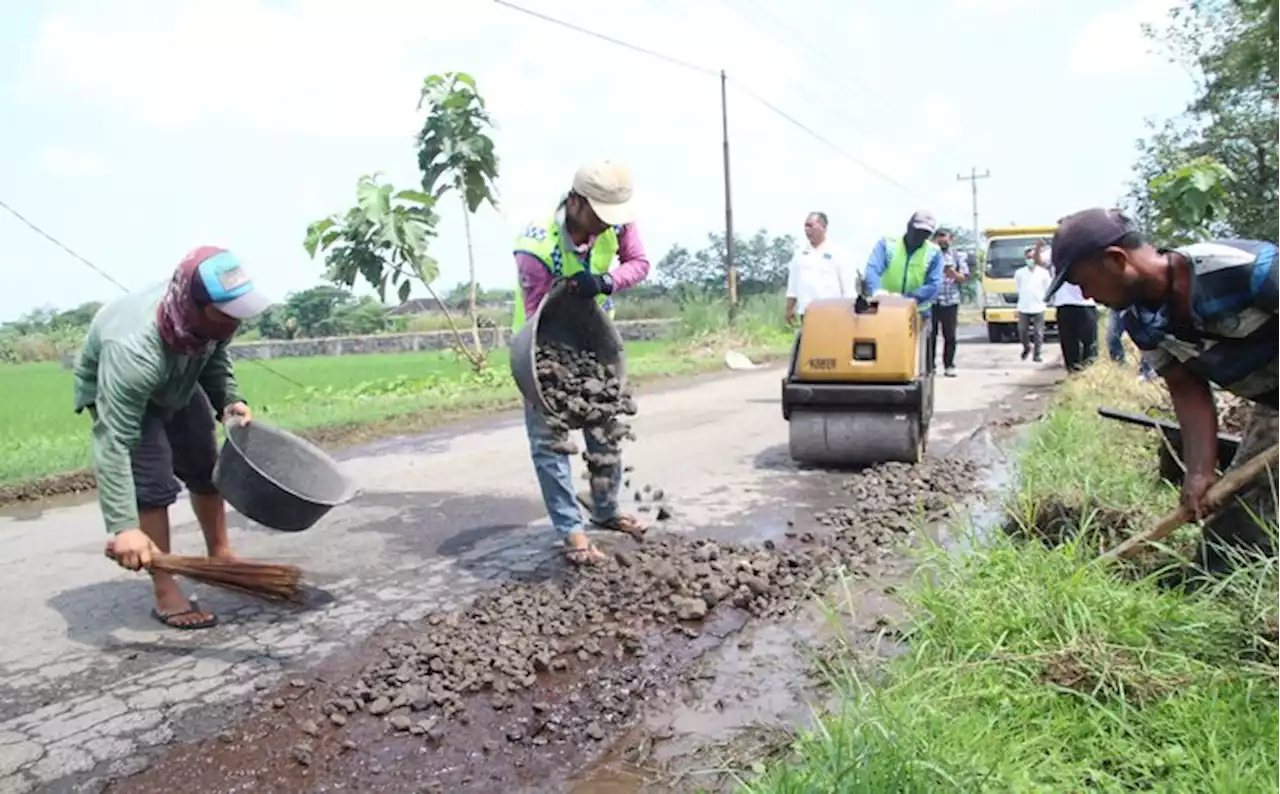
[1067,0,1180,79]
[39,146,112,178]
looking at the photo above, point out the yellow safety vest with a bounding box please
[511,210,620,332]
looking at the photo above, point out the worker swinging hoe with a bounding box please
[780,283,937,467]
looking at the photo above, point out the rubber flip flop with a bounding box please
[563,544,608,567]
[151,605,219,631]
[590,514,647,540]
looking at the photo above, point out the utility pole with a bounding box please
[720,69,737,315]
[956,167,990,253]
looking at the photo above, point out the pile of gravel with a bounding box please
[313,456,981,749]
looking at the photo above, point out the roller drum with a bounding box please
[787,409,923,466]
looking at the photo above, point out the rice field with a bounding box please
[0,339,744,487]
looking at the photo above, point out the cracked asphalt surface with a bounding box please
[0,333,1059,793]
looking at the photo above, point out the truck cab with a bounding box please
[981,225,1058,343]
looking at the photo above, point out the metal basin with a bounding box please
[213,420,359,532]
[508,280,627,416]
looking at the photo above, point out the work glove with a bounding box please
[568,271,613,298]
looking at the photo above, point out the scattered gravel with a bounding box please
[309,455,980,756]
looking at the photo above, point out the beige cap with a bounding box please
[572,161,635,226]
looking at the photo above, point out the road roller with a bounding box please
[780,294,935,466]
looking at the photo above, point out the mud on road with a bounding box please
[106,452,984,794]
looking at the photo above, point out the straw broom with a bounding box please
[107,550,304,603]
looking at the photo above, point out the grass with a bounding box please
[0,294,792,489]
[742,362,1279,793]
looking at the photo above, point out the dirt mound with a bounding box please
[1218,394,1252,435]
[306,456,983,756]
[1006,499,1139,549]
[1041,639,1189,707]
[0,469,97,504]
[1149,392,1252,436]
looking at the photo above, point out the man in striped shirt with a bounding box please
[1045,207,1277,572]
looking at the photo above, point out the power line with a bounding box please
[736,0,902,115]
[0,198,130,293]
[732,83,930,201]
[0,198,308,389]
[492,0,930,201]
[724,0,978,177]
[491,0,718,77]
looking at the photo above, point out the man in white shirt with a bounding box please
[1013,242,1052,362]
[784,212,859,324]
[1035,242,1098,372]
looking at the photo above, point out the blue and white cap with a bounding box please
[188,247,271,319]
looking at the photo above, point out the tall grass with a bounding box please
[743,362,1279,793]
[675,292,791,350]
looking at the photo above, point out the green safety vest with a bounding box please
[879,235,938,313]
[511,212,620,332]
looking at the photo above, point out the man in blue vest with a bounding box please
[862,210,946,371]
[512,162,652,565]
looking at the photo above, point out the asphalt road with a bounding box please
[0,329,1059,793]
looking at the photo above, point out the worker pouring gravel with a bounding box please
[1045,208,1278,574]
[512,161,652,565]
[73,247,269,629]
[862,210,946,372]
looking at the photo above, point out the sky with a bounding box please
[0,0,1195,322]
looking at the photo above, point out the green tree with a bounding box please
[332,295,391,336]
[416,72,500,361]
[284,285,353,337]
[1136,0,1280,571]
[304,173,487,370]
[654,230,795,297]
[1146,156,1235,244]
[1128,0,1278,241]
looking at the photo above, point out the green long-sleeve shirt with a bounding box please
[72,282,243,533]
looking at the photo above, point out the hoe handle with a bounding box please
[1097,444,1278,563]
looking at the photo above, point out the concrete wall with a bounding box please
[227,318,678,361]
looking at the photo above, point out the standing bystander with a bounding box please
[930,228,969,377]
[1013,245,1052,362]
[1040,242,1098,371]
[784,212,858,325]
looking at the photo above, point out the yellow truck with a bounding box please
[980,224,1058,343]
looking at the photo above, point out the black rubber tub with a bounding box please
[509,279,626,415]
[213,420,359,532]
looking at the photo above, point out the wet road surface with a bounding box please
[0,334,1059,793]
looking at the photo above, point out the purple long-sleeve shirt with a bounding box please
[516,222,651,318]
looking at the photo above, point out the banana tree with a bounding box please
[416,72,500,361]
[303,172,487,371]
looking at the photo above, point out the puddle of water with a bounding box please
[933,424,1032,553]
[569,577,910,793]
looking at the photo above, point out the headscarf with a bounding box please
[155,246,228,356]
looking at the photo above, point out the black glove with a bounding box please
[568,270,613,298]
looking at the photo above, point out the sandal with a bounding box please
[151,599,218,631]
[589,514,647,540]
[573,492,647,540]
[564,541,609,567]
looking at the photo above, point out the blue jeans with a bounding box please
[523,400,621,536]
[1106,310,1155,377]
